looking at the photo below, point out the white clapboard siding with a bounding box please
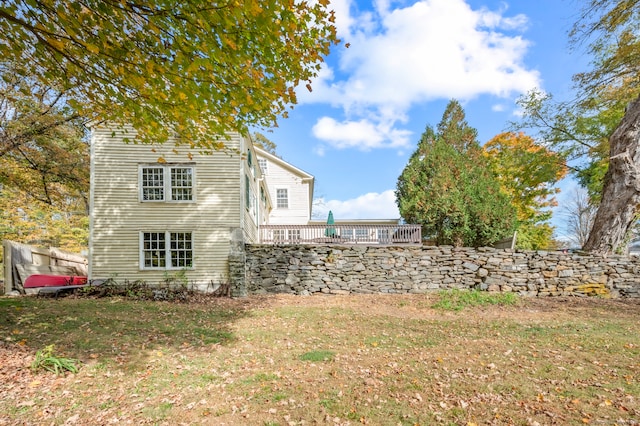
[240,142,265,243]
[255,149,313,225]
[90,125,245,286]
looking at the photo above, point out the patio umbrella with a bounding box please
[325,210,336,237]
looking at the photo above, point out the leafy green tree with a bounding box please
[0,1,339,150]
[514,0,639,254]
[513,89,623,202]
[483,132,567,249]
[571,0,640,254]
[396,101,516,247]
[0,67,89,253]
[0,185,88,253]
[1,68,89,212]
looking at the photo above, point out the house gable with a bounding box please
[255,147,314,225]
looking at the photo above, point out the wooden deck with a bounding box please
[259,224,422,245]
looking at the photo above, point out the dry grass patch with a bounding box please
[0,293,638,425]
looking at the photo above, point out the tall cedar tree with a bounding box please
[396,100,516,247]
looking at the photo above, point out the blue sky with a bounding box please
[261,0,589,239]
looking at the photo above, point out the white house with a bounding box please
[89,126,416,289]
[256,147,314,225]
[89,126,273,289]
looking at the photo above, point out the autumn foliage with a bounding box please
[0,0,339,151]
[483,132,567,249]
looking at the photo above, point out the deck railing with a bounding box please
[259,224,422,245]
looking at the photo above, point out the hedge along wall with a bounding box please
[239,244,640,298]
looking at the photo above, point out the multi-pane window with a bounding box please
[142,232,166,268]
[341,228,354,239]
[288,230,301,242]
[140,165,194,202]
[355,229,369,240]
[141,167,164,201]
[258,159,268,175]
[170,232,193,268]
[141,232,193,269]
[276,188,288,209]
[271,229,299,243]
[377,229,390,243]
[171,168,193,201]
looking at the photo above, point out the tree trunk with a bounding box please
[583,94,640,255]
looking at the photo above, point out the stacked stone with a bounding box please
[241,244,640,298]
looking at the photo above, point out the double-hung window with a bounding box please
[355,228,369,241]
[141,231,193,269]
[258,159,268,175]
[276,188,288,209]
[341,228,354,240]
[377,229,391,244]
[140,164,194,202]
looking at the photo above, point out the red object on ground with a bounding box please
[23,274,88,288]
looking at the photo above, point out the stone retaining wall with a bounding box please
[237,245,640,298]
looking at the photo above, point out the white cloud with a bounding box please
[313,190,400,219]
[305,0,541,152]
[312,116,412,150]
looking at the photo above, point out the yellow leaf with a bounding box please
[85,43,99,54]
[48,38,65,51]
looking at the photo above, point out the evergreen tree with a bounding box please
[396,100,516,247]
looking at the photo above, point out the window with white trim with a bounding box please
[140,164,194,202]
[377,229,390,243]
[258,159,268,175]
[355,229,369,240]
[341,228,354,239]
[141,231,193,269]
[276,188,288,209]
[288,229,301,242]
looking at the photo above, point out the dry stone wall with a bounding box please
[239,244,640,298]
